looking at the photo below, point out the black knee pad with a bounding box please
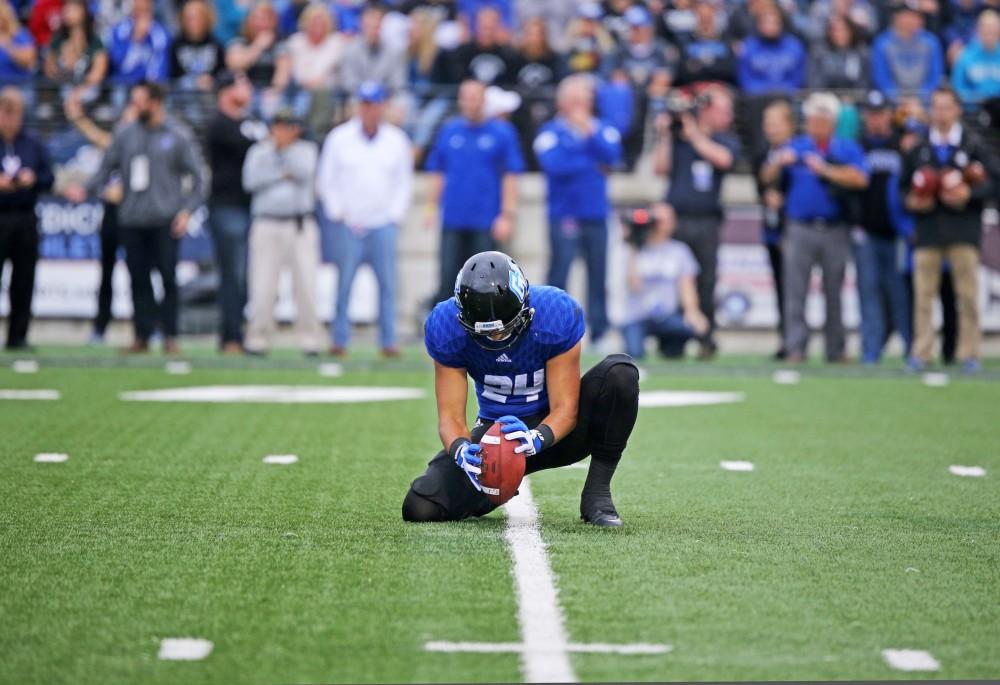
[588,354,640,458]
[602,354,640,398]
[401,489,448,523]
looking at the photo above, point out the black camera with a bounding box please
[623,207,655,249]
[660,91,710,135]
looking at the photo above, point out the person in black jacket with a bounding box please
[902,86,1000,372]
[431,6,522,87]
[0,88,54,350]
[206,71,267,354]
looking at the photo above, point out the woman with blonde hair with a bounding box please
[287,2,346,133]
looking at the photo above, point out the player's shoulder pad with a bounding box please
[527,285,585,347]
[424,299,466,365]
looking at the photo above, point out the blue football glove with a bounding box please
[452,440,483,491]
[498,415,544,457]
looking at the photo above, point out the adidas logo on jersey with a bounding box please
[496,353,513,363]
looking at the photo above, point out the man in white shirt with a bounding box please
[317,81,413,357]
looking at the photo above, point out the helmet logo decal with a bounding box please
[475,320,505,333]
[508,265,527,303]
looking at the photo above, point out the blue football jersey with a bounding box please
[425,285,586,420]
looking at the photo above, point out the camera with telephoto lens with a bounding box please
[623,207,655,248]
[660,90,710,134]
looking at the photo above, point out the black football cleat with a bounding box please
[580,494,624,527]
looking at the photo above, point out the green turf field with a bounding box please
[2,348,998,683]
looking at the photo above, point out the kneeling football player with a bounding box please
[402,251,640,526]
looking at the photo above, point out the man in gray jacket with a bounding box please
[74,81,205,354]
[242,109,322,356]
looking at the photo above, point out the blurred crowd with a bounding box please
[1,0,1000,371]
[2,0,1000,150]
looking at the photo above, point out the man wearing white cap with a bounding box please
[317,81,413,358]
[760,92,868,363]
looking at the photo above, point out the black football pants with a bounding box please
[402,354,640,522]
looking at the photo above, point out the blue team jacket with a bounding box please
[533,117,623,221]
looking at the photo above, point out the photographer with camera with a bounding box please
[652,84,739,360]
[760,92,868,364]
[620,203,710,360]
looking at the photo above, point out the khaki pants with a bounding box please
[912,244,980,363]
[245,216,323,354]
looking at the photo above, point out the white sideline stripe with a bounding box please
[949,464,986,477]
[34,453,69,463]
[12,360,39,374]
[165,361,192,375]
[158,638,214,661]
[424,641,672,655]
[881,649,940,672]
[502,478,575,683]
[262,454,299,465]
[720,460,755,472]
[922,372,950,387]
[118,385,425,404]
[772,369,800,385]
[0,389,60,400]
[318,363,343,377]
[639,391,745,408]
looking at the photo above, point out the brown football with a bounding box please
[963,161,987,186]
[911,166,940,197]
[478,422,526,506]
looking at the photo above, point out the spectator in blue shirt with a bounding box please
[759,92,869,363]
[533,74,622,345]
[107,0,171,84]
[424,79,524,304]
[737,7,806,95]
[214,0,249,45]
[0,2,37,85]
[871,2,944,101]
[952,10,1000,105]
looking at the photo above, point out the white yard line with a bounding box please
[425,479,671,680]
[881,649,940,672]
[0,389,60,400]
[425,641,671,655]
[157,637,213,661]
[502,478,576,683]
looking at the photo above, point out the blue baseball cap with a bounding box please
[624,5,652,27]
[357,81,387,103]
[577,1,604,20]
